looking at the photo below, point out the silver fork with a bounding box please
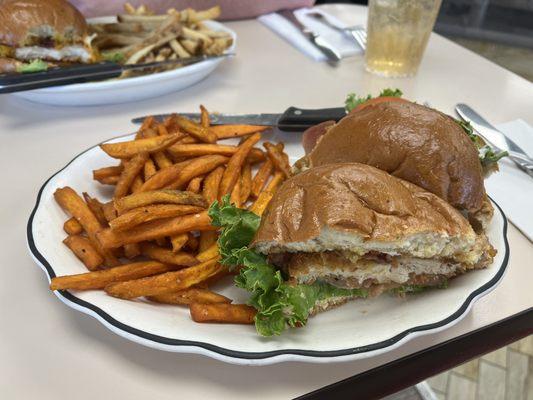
[307,12,367,50]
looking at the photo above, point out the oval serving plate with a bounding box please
[13,19,236,107]
[27,133,509,365]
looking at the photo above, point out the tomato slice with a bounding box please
[350,96,409,114]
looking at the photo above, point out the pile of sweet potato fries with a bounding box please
[50,106,291,325]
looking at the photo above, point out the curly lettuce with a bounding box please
[209,197,368,336]
[17,59,48,73]
[345,88,403,112]
[456,120,508,168]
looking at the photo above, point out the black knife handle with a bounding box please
[0,62,122,94]
[277,106,347,131]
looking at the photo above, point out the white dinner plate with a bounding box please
[27,130,509,365]
[13,19,236,106]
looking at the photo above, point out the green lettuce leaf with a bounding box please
[17,59,48,74]
[101,51,125,64]
[209,197,368,336]
[456,120,508,167]
[390,279,449,296]
[345,88,403,112]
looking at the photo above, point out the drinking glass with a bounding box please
[365,0,443,77]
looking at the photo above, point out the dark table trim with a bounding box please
[298,308,533,400]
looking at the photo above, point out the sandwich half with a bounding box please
[211,162,495,335]
[295,101,498,230]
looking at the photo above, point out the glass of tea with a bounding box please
[365,0,442,77]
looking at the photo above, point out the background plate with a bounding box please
[13,19,236,107]
[27,131,509,365]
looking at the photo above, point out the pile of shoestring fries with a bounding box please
[50,106,291,325]
[91,3,233,71]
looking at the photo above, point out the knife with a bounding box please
[0,54,233,94]
[455,103,533,177]
[278,9,341,64]
[131,106,348,132]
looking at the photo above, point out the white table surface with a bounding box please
[1,4,532,399]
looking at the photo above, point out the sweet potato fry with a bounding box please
[167,143,265,162]
[165,155,228,190]
[199,231,217,253]
[196,242,218,262]
[54,187,119,266]
[211,125,269,140]
[114,189,207,214]
[218,132,261,198]
[252,162,273,199]
[148,288,230,305]
[102,201,118,222]
[200,105,210,128]
[144,126,174,169]
[115,153,149,199]
[93,165,123,181]
[190,303,256,324]
[264,142,292,178]
[229,175,241,208]
[63,235,104,270]
[170,233,189,253]
[131,176,144,193]
[83,193,108,226]
[140,243,198,266]
[249,191,274,216]
[171,115,217,143]
[240,162,252,204]
[63,217,83,235]
[100,133,184,158]
[95,175,120,185]
[143,157,157,180]
[204,265,239,287]
[139,160,192,191]
[50,261,173,291]
[109,204,204,231]
[139,116,155,133]
[105,257,221,299]
[97,211,214,248]
[124,243,141,259]
[265,171,284,194]
[175,136,198,145]
[202,166,224,205]
[186,175,204,194]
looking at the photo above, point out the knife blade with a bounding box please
[278,10,341,63]
[456,104,532,160]
[131,106,348,132]
[0,54,233,94]
[455,104,533,178]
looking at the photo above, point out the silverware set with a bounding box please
[278,10,366,64]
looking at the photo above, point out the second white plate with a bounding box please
[13,19,236,106]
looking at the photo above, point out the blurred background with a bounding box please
[317,0,533,82]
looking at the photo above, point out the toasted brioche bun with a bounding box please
[0,0,88,47]
[252,163,489,265]
[297,101,486,214]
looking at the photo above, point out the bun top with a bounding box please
[0,0,88,47]
[305,101,485,213]
[252,163,477,256]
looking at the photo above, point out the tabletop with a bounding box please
[1,4,532,399]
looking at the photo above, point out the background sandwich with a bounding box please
[0,0,96,73]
